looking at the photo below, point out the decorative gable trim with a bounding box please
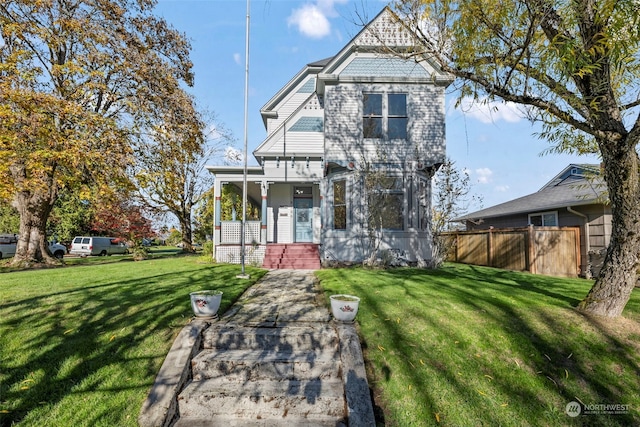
[352,8,416,47]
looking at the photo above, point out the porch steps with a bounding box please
[262,243,321,270]
[174,323,346,426]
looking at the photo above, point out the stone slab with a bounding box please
[177,378,346,420]
[138,319,209,427]
[203,324,339,351]
[191,348,341,381]
[173,415,346,426]
[336,322,376,427]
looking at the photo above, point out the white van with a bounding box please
[0,233,18,259]
[0,234,68,259]
[69,236,128,257]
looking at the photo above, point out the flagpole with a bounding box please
[238,0,250,279]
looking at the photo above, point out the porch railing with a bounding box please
[220,221,262,244]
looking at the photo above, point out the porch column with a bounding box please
[261,181,268,244]
[317,180,325,244]
[214,182,222,246]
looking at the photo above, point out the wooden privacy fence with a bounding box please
[443,226,581,277]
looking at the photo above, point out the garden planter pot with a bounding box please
[190,290,223,318]
[330,294,360,322]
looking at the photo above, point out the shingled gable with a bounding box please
[455,164,607,222]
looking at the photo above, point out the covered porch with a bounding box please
[209,165,322,266]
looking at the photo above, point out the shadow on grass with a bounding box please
[0,260,265,426]
[318,264,640,426]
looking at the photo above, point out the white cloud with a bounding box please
[494,185,510,192]
[457,96,524,124]
[475,167,493,184]
[233,53,241,65]
[287,0,348,39]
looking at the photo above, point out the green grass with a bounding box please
[0,256,266,427]
[0,247,186,272]
[317,264,640,426]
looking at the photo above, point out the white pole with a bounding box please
[239,0,250,277]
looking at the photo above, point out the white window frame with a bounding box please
[528,211,558,226]
[362,92,408,140]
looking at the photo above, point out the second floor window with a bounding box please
[363,93,407,139]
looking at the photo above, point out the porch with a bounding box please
[212,177,322,267]
[215,221,321,269]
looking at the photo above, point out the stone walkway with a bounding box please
[139,269,375,427]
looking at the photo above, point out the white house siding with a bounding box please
[261,159,324,182]
[324,85,360,163]
[323,83,446,166]
[260,128,324,157]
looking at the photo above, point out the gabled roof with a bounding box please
[455,164,607,222]
[316,6,453,92]
[259,59,326,128]
[253,92,323,158]
[259,6,453,126]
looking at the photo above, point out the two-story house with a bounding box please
[207,7,453,268]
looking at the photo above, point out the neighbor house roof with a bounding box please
[455,164,607,222]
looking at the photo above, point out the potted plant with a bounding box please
[190,290,223,318]
[330,294,360,322]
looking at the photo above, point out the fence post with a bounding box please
[527,224,535,274]
[488,228,494,268]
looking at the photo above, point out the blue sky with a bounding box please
[155,0,601,210]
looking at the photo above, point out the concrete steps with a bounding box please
[139,271,375,427]
[262,243,321,269]
[175,324,347,426]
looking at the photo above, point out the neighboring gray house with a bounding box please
[207,7,453,267]
[455,164,611,277]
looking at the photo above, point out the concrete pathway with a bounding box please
[139,269,375,427]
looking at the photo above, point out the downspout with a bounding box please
[567,206,590,278]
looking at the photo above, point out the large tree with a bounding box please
[0,0,194,266]
[134,105,231,253]
[388,0,640,317]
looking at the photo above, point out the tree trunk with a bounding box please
[11,190,57,266]
[179,215,194,253]
[578,138,640,318]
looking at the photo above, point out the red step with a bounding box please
[262,244,321,270]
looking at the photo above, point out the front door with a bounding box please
[294,197,313,242]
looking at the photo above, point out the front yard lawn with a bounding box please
[0,257,265,426]
[317,264,640,426]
